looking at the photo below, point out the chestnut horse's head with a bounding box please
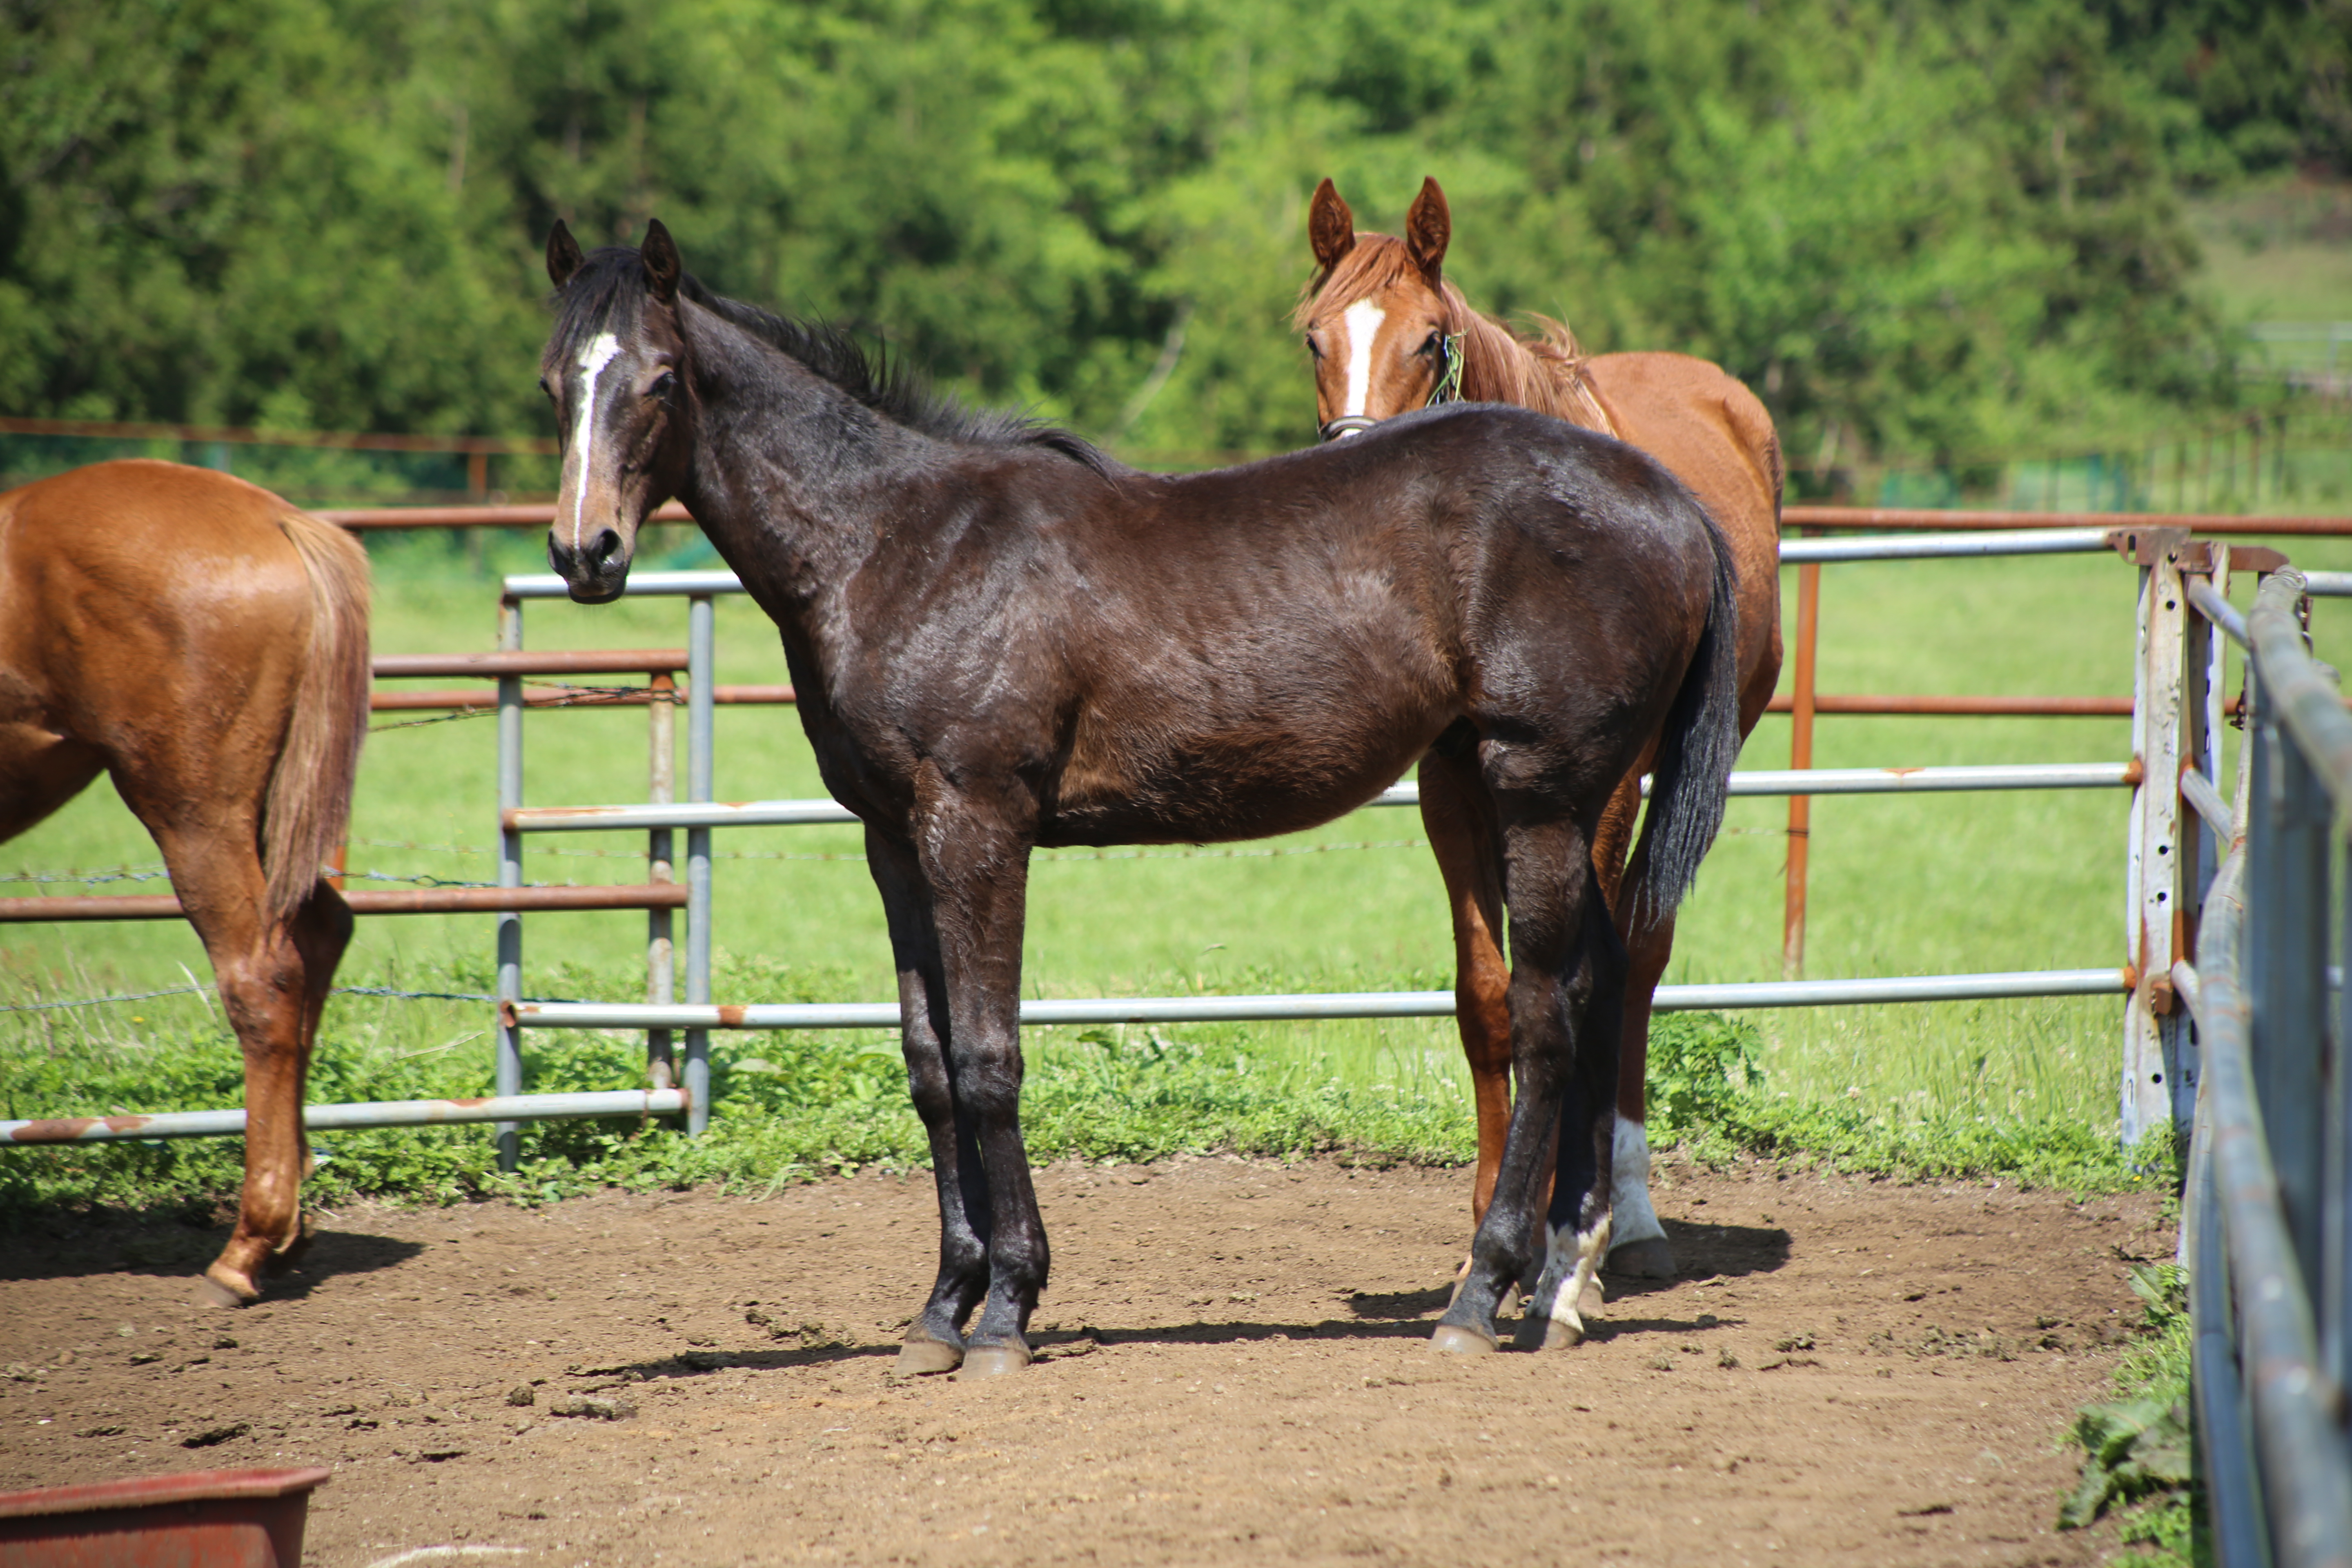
[1296,177,1463,441]
[541,220,695,603]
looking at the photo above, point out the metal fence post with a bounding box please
[647,670,676,1093]
[494,595,525,1172]
[684,595,715,1135]
[2123,531,2187,1154]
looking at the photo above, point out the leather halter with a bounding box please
[1319,332,1464,443]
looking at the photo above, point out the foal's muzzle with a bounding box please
[1319,416,1380,442]
[548,527,631,604]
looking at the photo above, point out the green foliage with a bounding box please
[2060,1262,2200,1559]
[3,0,2341,471]
[1643,1012,1762,1136]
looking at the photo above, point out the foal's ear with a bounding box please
[547,220,584,288]
[1404,177,1450,283]
[1308,178,1356,273]
[641,219,682,305]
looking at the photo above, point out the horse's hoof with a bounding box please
[1537,1314,1586,1351]
[1607,1237,1675,1278]
[1580,1277,1606,1318]
[1430,1323,1497,1356]
[196,1267,255,1308]
[893,1334,964,1377]
[956,1342,1032,1379]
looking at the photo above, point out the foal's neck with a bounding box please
[671,303,915,608]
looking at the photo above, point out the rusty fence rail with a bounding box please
[2169,566,2352,1568]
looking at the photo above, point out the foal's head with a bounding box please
[542,220,694,603]
[1295,177,1462,442]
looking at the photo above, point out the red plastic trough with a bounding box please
[0,1467,329,1567]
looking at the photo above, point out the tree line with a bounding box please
[2,0,2345,481]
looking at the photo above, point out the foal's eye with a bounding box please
[537,376,553,399]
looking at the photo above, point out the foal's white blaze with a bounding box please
[1338,298,1386,431]
[565,331,624,550]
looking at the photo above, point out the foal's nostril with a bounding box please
[590,528,622,567]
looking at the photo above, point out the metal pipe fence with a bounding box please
[5,510,2348,1162]
[2170,566,2352,1568]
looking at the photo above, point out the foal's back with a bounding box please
[1010,405,1722,847]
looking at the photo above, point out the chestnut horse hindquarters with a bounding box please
[0,460,370,1305]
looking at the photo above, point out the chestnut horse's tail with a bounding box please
[1626,519,1741,929]
[261,507,372,925]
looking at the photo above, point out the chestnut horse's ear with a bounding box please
[1308,179,1356,274]
[1404,177,1450,283]
[547,220,584,288]
[641,219,682,304]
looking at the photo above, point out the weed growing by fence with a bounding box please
[2059,1262,2198,1564]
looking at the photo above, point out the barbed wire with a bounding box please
[369,679,665,733]
[0,982,576,1015]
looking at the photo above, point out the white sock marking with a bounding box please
[1610,1114,1665,1247]
[1339,299,1385,431]
[566,332,623,551]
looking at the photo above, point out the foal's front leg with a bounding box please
[869,830,991,1375]
[908,797,1048,1378]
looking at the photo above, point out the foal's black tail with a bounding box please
[1625,516,1742,931]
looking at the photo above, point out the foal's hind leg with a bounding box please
[1434,820,1617,1354]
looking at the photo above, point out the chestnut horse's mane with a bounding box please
[1295,233,1617,439]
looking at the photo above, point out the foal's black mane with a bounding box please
[552,247,1111,472]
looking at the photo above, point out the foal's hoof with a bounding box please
[956,1342,1032,1380]
[196,1265,256,1309]
[1607,1237,1676,1278]
[1429,1323,1498,1357]
[893,1332,965,1378]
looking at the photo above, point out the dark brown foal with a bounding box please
[0,460,370,1304]
[538,220,1740,1369]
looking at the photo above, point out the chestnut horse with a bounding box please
[540,220,1739,1365]
[0,460,370,1305]
[1299,177,1784,1278]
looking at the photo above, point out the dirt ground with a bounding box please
[0,1154,2170,1567]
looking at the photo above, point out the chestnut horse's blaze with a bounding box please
[0,460,371,1304]
[1299,177,1786,1281]
[540,220,1740,1367]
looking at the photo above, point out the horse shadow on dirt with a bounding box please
[1337,1213,1791,1328]
[0,1203,422,1295]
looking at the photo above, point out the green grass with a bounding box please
[5,524,2345,1211]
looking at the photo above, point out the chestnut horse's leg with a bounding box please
[1416,747,1511,1227]
[1435,815,1618,1355]
[1588,764,1673,1279]
[134,808,319,1305]
[868,829,991,1376]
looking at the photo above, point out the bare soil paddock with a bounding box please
[0,1154,2168,1566]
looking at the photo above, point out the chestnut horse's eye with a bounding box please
[1419,332,1443,356]
[1303,334,1323,361]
